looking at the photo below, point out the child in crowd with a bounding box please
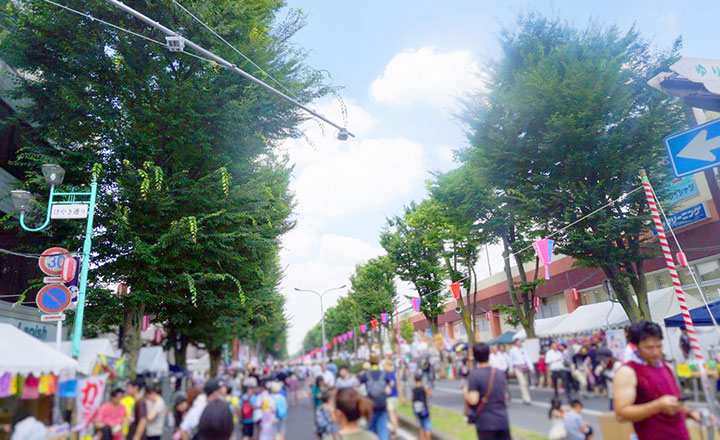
[547,396,566,440]
[411,373,433,440]
[240,377,258,440]
[315,392,339,440]
[563,400,593,440]
[257,382,277,440]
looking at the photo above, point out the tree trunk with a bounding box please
[604,265,643,322]
[122,302,143,379]
[175,333,188,369]
[209,348,222,376]
[501,235,536,338]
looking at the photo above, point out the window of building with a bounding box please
[653,272,672,289]
[539,301,560,318]
[697,260,720,283]
[477,318,489,331]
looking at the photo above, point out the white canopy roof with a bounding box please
[46,338,119,376]
[514,314,569,340]
[0,323,78,375]
[136,346,169,375]
[546,287,702,336]
[187,354,210,373]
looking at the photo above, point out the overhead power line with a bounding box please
[169,0,301,101]
[104,0,354,139]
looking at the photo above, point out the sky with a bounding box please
[276,0,720,354]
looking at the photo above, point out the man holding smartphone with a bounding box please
[613,321,703,439]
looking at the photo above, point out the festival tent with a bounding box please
[487,331,516,345]
[546,287,703,336]
[136,346,169,375]
[664,300,720,328]
[0,323,78,375]
[187,354,210,373]
[513,314,570,340]
[46,338,119,376]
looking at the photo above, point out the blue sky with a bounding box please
[278,0,720,353]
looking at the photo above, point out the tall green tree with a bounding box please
[349,255,397,353]
[381,203,445,334]
[465,15,686,323]
[1,0,329,372]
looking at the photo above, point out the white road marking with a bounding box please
[433,385,606,417]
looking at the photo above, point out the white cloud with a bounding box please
[293,137,426,219]
[435,144,456,164]
[370,46,483,109]
[282,233,384,353]
[279,99,377,169]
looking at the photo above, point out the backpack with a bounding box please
[365,371,388,411]
[240,397,253,420]
[274,394,288,420]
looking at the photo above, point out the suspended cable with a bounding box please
[648,184,720,336]
[38,0,167,47]
[0,248,42,259]
[169,0,302,101]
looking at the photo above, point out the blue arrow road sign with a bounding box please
[665,118,720,177]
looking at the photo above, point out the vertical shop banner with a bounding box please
[75,374,108,431]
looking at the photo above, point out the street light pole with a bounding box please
[294,284,346,359]
[12,165,98,358]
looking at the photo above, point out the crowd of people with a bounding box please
[3,320,709,440]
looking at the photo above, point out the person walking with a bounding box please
[411,373,433,440]
[546,341,573,402]
[94,388,127,440]
[145,385,166,440]
[383,359,401,440]
[359,354,392,440]
[127,378,148,440]
[463,343,511,440]
[509,338,534,405]
[614,321,704,440]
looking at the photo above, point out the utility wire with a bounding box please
[170,0,301,101]
[38,0,167,47]
[408,186,645,303]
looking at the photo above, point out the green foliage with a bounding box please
[0,0,330,361]
[399,319,414,343]
[381,202,446,333]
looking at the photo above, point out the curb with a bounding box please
[396,412,456,440]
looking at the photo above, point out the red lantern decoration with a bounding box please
[370,319,378,330]
[485,311,491,321]
[571,288,579,301]
[533,297,540,314]
[61,257,78,283]
[117,282,128,296]
[141,314,150,331]
[676,251,688,268]
[450,282,461,300]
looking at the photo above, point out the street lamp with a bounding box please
[13,164,98,358]
[295,284,346,359]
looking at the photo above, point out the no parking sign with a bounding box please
[36,284,72,314]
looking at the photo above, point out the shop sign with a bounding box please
[666,176,699,204]
[75,374,108,431]
[666,202,708,230]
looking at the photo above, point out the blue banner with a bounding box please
[666,203,708,230]
[666,176,699,204]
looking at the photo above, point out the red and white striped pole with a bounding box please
[640,170,716,412]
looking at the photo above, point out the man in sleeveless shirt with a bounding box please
[614,321,703,440]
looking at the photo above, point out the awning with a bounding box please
[664,301,720,328]
[0,323,78,375]
[487,331,515,345]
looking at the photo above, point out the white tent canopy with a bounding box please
[0,323,78,375]
[546,287,702,336]
[136,346,169,375]
[514,314,570,340]
[46,338,119,376]
[187,354,210,373]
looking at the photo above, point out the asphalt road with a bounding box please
[428,378,608,440]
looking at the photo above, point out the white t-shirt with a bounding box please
[321,370,336,387]
[545,349,565,371]
[11,417,47,440]
[489,352,508,371]
[179,393,206,433]
[146,397,166,436]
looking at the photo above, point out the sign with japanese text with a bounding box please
[51,203,88,219]
[666,202,708,230]
[666,176,699,204]
[74,374,107,431]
